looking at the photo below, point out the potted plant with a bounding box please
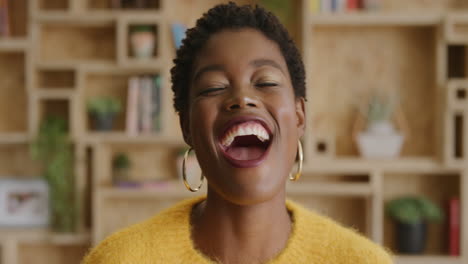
[30,115,77,233]
[87,96,122,131]
[129,25,156,59]
[112,153,131,184]
[353,89,407,158]
[386,196,444,254]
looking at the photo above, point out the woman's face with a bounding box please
[183,28,305,205]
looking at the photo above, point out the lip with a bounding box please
[218,116,273,168]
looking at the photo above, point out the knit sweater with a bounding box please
[83,197,393,264]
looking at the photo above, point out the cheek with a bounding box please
[189,101,217,144]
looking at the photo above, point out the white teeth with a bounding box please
[221,121,270,147]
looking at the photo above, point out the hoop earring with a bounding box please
[289,140,303,181]
[182,148,204,192]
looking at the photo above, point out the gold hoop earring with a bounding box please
[182,148,204,192]
[289,140,303,181]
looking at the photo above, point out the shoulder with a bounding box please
[287,200,394,264]
[82,197,204,264]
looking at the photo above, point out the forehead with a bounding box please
[193,28,287,72]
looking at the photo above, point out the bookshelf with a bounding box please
[0,0,467,263]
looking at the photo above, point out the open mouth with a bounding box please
[219,120,272,168]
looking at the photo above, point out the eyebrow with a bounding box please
[193,64,225,82]
[250,59,284,74]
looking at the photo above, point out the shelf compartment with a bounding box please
[83,71,162,134]
[94,144,184,186]
[94,192,185,243]
[117,15,164,67]
[37,69,75,89]
[288,195,369,238]
[83,132,184,145]
[308,25,438,158]
[447,79,468,110]
[40,23,116,63]
[447,45,468,79]
[38,99,71,133]
[0,144,42,177]
[0,52,28,133]
[383,172,461,256]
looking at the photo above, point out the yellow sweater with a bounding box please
[83,197,393,263]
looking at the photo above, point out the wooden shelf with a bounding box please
[83,132,185,146]
[395,255,463,264]
[0,133,30,144]
[308,12,442,26]
[99,184,203,199]
[304,158,448,173]
[0,38,28,51]
[286,182,373,197]
[36,89,75,100]
[0,228,90,245]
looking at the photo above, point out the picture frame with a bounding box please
[0,178,49,227]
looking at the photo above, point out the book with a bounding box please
[320,0,332,13]
[139,76,153,133]
[152,75,162,132]
[0,0,10,37]
[309,0,320,14]
[346,0,359,11]
[448,197,460,256]
[171,23,187,50]
[126,77,140,136]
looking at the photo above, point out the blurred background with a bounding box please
[0,0,467,263]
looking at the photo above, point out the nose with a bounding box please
[224,86,259,111]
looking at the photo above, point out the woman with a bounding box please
[83,3,393,263]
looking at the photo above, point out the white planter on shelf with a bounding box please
[356,121,404,159]
[130,30,156,59]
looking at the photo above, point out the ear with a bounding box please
[179,111,192,146]
[295,97,306,138]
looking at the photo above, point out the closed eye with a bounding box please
[197,87,225,96]
[256,82,278,88]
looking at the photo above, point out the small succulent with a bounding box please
[386,196,443,225]
[87,97,122,117]
[358,90,398,124]
[113,153,131,170]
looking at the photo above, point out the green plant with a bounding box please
[386,196,443,225]
[113,153,131,170]
[259,0,293,27]
[31,115,76,233]
[358,90,398,124]
[87,97,122,117]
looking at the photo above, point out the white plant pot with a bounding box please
[130,31,155,59]
[357,121,404,159]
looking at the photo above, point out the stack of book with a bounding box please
[309,0,381,14]
[126,75,162,135]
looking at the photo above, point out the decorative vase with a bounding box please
[92,113,115,131]
[113,167,130,184]
[130,30,155,59]
[356,120,404,158]
[396,221,427,254]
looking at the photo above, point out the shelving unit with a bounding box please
[1,0,468,263]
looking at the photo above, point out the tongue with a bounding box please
[224,135,267,161]
[226,146,265,160]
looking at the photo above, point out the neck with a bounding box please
[191,188,292,264]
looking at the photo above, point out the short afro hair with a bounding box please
[170,2,306,115]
